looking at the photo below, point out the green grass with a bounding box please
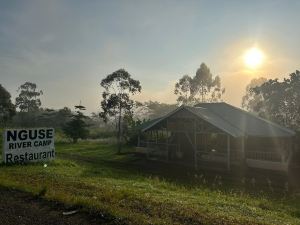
[0,141,299,225]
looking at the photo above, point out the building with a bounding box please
[137,102,295,172]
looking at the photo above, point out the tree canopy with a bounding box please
[244,71,300,129]
[174,63,225,105]
[241,77,267,112]
[63,105,89,143]
[15,82,43,112]
[100,69,141,153]
[0,84,16,126]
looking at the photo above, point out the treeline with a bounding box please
[241,70,300,130]
[1,64,300,148]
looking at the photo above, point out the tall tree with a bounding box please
[174,75,195,105]
[249,71,300,129]
[241,77,267,112]
[174,63,225,105]
[0,84,16,127]
[193,63,225,103]
[15,82,43,112]
[100,69,141,153]
[63,105,89,143]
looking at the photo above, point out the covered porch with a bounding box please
[136,105,295,172]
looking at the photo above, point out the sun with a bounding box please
[244,47,264,69]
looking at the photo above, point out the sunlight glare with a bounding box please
[244,47,264,69]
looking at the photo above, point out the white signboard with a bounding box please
[2,128,55,163]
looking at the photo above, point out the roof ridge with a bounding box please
[220,102,295,135]
[193,105,245,135]
[185,106,243,137]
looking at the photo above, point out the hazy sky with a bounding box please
[1,0,300,113]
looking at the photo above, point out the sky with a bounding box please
[1,0,300,114]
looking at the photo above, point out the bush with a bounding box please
[88,128,116,139]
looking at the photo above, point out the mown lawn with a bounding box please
[0,141,299,225]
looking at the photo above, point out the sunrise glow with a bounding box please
[244,47,264,69]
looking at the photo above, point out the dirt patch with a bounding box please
[0,186,122,225]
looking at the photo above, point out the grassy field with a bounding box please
[0,141,299,225]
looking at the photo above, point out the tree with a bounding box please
[241,77,267,112]
[37,107,73,129]
[15,82,43,112]
[174,75,195,105]
[100,69,141,153]
[63,105,89,143]
[193,63,225,103]
[174,63,225,105]
[0,84,16,127]
[249,71,300,129]
[144,101,177,119]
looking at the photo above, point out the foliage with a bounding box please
[194,63,225,103]
[15,82,43,112]
[11,107,73,129]
[174,63,225,105]
[144,101,177,119]
[0,142,299,225]
[122,115,144,145]
[250,71,300,129]
[99,69,141,153]
[241,77,267,112]
[63,105,89,143]
[174,75,195,105]
[0,84,16,127]
[37,107,73,128]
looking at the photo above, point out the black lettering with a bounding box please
[29,130,37,140]
[9,143,14,149]
[33,153,39,160]
[38,129,46,139]
[19,154,25,162]
[6,130,17,142]
[6,154,13,163]
[46,129,54,139]
[14,155,19,162]
[18,130,27,141]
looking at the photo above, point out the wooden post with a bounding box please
[227,135,231,171]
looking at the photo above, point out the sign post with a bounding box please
[2,128,55,164]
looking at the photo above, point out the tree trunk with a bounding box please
[117,106,122,154]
